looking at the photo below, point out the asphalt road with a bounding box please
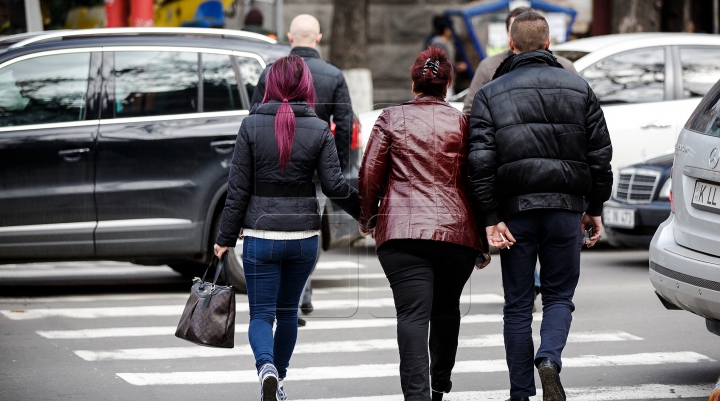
[0,244,718,401]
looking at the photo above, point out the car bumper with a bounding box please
[649,213,720,322]
[604,199,670,248]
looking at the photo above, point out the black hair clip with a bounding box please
[423,58,440,77]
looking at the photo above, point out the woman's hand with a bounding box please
[214,244,229,258]
[359,227,375,238]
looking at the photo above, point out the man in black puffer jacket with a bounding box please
[468,12,612,401]
[251,14,353,172]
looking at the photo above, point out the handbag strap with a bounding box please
[201,254,230,287]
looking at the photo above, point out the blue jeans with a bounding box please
[500,210,583,398]
[243,236,318,379]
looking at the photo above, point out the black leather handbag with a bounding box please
[175,254,236,348]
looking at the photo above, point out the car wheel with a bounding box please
[168,262,205,278]
[225,238,247,293]
[169,208,247,293]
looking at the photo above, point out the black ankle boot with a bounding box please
[431,390,444,401]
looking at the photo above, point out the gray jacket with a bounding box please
[462,50,577,114]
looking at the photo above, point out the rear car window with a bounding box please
[680,47,720,99]
[684,79,720,137]
[113,51,199,118]
[236,56,264,102]
[0,52,90,127]
[202,53,242,112]
[553,50,589,63]
[581,47,665,105]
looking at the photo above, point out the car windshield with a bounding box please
[553,50,589,62]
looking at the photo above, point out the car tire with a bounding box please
[210,210,247,294]
[169,207,247,293]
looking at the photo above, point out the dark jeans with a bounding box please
[500,210,583,398]
[377,239,477,401]
[243,236,318,379]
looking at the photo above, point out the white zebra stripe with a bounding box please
[4,295,503,320]
[292,383,712,401]
[37,313,537,339]
[74,331,641,361]
[116,352,714,385]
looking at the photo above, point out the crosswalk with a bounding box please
[1,258,716,401]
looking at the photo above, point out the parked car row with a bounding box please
[0,28,364,292]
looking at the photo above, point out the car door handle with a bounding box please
[210,140,235,154]
[641,122,671,129]
[58,148,90,162]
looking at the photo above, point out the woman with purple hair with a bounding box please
[214,54,359,401]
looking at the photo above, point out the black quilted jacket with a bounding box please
[215,101,359,247]
[251,47,353,171]
[468,50,613,226]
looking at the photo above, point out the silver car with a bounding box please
[650,79,720,336]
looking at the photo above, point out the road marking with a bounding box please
[5,295,503,320]
[311,273,387,280]
[314,261,366,270]
[116,352,714,385]
[0,266,178,278]
[74,331,641,361]
[0,293,190,304]
[312,286,391,295]
[37,313,537,339]
[292,384,712,401]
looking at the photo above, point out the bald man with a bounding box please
[251,14,353,172]
[251,15,354,323]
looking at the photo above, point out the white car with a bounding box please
[649,79,720,336]
[362,34,720,176]
[554,33,720,173]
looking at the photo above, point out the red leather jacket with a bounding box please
[359,96,481,250]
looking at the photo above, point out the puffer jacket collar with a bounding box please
[290,46,321,59]
[251,100,318,118]
[492,49,563,80]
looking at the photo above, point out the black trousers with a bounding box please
[377,239,477,401]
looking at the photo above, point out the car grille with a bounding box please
[613,168,661,204]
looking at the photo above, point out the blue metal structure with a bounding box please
[181,1,226,28]
[445,0,577,77]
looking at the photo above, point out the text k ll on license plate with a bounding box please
[603,207,635,229]
[692,181,720,213]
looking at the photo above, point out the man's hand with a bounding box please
[486,222,516,249]
[581,214,602,248]
[214,244,229,258]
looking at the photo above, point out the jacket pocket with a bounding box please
[243,237,274,264]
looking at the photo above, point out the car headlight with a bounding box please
[658,177,672,200]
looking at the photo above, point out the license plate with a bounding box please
[603,207,635,229]
[692,181,720,212]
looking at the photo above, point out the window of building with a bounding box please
[0,52,91,127]
[582,47,665,105]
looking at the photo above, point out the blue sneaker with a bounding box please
[277,379,288,401]
[258,364,278,401]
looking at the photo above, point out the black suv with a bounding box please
[0,28,362,291]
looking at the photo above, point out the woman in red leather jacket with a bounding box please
[359,46,483,401]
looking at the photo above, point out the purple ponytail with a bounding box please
[262,55,316,170]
